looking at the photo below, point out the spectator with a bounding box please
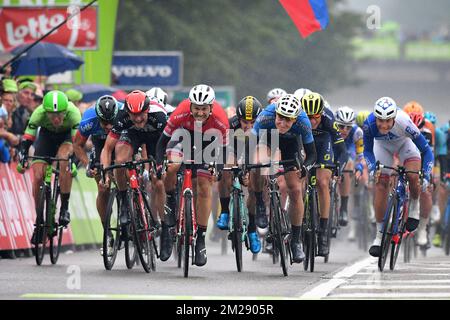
[9,81,37,137]
[65,88,83,108]
[0,108,18,163]
[1,79,19,128]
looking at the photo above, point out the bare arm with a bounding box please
[100,133,118,169]
[73,132,89,167]
[0,129,19,147]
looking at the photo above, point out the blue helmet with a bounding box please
[424,111,437,125]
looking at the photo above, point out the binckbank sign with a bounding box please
[112,51,183,89]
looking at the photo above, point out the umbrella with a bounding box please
[10,41,84,76]
[73,83,121,102]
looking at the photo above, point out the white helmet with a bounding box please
[146,87,168,106]
[189,84,215,105]
[335,106,356,125]
[374,96,398,120]
[293,88,312,100]
[266,88,287,103]
[275,94,301,119]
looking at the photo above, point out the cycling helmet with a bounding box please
[403,101,424,115]
[293,88,312,100]
[356,110,371,127]
[424,111,437,125]
[335,106,356,125]
[266,88,287,103]
[302,92,324,116]
[374,96,398,120]
[236,96,263,121]
[275,94,301,119]
[95,95,119,122]
[43,90,69,113]
[189,84,215,105]
[409,112,425,129]
[145,87,168,106]
[124,90,150,114]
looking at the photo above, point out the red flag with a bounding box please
[279,0,329,38]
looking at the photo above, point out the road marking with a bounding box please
[299,257,375,299]
[21,293,297,300]
[348,279,450,284]
[340,285,450,290]
[328,292,450,299]
[355,272,450,276]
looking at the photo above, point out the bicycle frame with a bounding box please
[381,169,410,244]
[177,168,197,247]
[227,169,248,240]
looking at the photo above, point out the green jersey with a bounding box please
[23,102,81,141]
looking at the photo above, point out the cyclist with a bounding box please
[155,84,230,266]
[99,90,167,250]
[431,116,449,247]
[146,87,175,117]
[249,94,317,263]
[216,96,263,253]
[363,97,434,257]
[335,106,365,240]
[302,92,348,256]
[17,90,81,243]
[73,95,121,233]
[266,88,287,105]
[293,88,312,101]
[409,112,434,249]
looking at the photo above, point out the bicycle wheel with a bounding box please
[183,194,193,278]
[302,193,310,271]
[124,228,137,269]
[269,195,288,276]
[49,190,63,265]
[103,189,120,270]
[390,219,405,270]
[129,191,152,273]
[176,233,183,268]
[378,196,395,272]
[232,191,243,272]
[34,185,49,265]
[309,190,319,273]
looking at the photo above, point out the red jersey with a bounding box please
[164,99,229,145]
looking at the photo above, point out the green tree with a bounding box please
[115,0,362,104]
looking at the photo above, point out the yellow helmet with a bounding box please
[356,110,371,127]
[301,92,324,116]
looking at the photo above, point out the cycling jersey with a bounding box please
[23,102,81,141]
[344,124,364,161]
[76,102,124,142]
[312,107,348,166]
[363,109,434,179]
[436,125,448,156]
[109,108,167,140]
[251,103,313,144]
[156,99,229,166]
[250,103,316,169]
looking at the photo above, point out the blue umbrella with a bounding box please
[73,84,120,102]
[10,41,84,76]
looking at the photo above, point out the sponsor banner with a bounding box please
[112,51,183,89]
[0,6,98,51]
[0,163,29,249]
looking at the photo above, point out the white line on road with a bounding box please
[355,272,450,276]
[348,279,450,284]
[328,292,450,299]
[340,285,450,290]
[299,257,375,299]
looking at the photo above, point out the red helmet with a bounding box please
[409,112,425,129]
[125,90,150,114]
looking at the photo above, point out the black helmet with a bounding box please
[236,96,262,121]
[95,95,118,122]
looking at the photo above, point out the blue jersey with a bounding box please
[251,103,314,144]
[78,107,106,139]
[435,125,448,156]
[363,110,434,178]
